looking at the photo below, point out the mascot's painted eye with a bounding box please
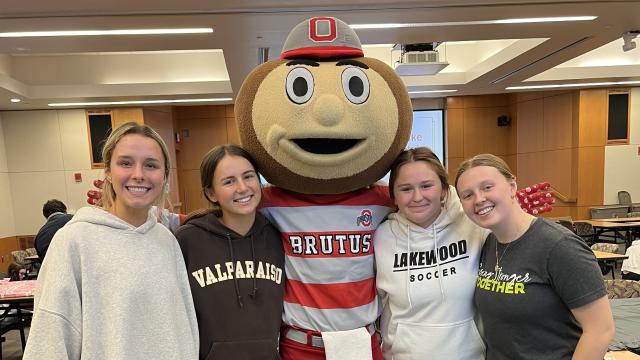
[341,67,370,104]
[286,67,314,104]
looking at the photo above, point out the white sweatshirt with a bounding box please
[375,187,488,360]
[24,206,199,360]
[622,240,640,275]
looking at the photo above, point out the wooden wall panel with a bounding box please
[462,107,510,156]
[227,118,240,145]
[505,155,517,178]
[175,117,228,170]
[577,146,605,207]
[225,104,240,145]
[543,93,573,150]
[446,97,464,109]
[507,103,518,155]
[112,108,144,129]
[543,206,573,218]
[461,94,508,108]
[178,169,209,214]
[516,152,544,189]
[516,99,544,153]
[174,105,238,214]
[578,89,607,147]
[0,236,20,273]
[446,108,464,159]
[446,156,463,185]
[542,149,574,199]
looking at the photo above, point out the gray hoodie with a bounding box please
[24,206,199,360]
[375,187,488,360]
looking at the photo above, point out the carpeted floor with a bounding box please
[1,327,29,360]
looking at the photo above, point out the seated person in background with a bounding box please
[7,263,26,281]
[622,239,640,280]
[34,199,73,261]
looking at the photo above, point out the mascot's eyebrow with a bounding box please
[286,59,320,67]
[336,59,369,69]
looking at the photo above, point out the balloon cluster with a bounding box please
[516,182,555,215]
[87,179,103,205]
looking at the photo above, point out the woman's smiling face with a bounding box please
[456,165,517,231]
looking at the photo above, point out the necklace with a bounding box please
[494,240,512,274]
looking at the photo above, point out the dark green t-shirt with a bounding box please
[475,218,607,360]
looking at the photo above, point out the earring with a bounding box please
[164,182,170,194]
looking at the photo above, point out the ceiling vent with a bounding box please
[394,43,449,76]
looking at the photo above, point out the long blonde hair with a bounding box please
[100,122,171,210]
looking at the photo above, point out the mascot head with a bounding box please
[236,16,412,194]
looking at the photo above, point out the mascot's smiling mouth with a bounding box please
[266,124,370,166]
[292,138,362,155]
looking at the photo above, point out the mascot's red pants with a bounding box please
[279,325,383,360]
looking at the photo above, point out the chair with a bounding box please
[604,279,640,299]
[557,219,575,232]
[574,222,595,245]
[618,191,632,206]
[10,250,32,274]
[592,243,620,279]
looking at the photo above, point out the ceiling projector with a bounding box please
[394,43,449,76]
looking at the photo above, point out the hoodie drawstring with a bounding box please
[433,225,445,301]
[406,223,413,309]
[227,233,244,308]
[249,234,259,299]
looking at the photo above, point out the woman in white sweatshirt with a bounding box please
[375,147,488,359]
[24,122,199,360]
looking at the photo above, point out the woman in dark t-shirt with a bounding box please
[454,154,614,360]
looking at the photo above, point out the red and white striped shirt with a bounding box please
[261,185,393,332]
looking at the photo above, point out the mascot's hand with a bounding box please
[87,179,103,205]
[516,182,555,215]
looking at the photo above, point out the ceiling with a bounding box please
[1,0,640,110]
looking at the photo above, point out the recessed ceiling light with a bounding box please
[0,28,213,38]
[506,80,640,90]
[408,90,458,94]
[350,16,596,29]
[48,98,232,107]
[10,98,21,103]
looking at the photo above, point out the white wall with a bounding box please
[604,87,640,204]
[0,109,103,234]
[0,115,16,237]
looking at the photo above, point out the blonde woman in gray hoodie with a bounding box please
[374,147,488,359]
[24,122,198,360]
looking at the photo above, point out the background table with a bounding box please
[0,280,36,351]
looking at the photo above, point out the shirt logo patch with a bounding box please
[356,209,372,227]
